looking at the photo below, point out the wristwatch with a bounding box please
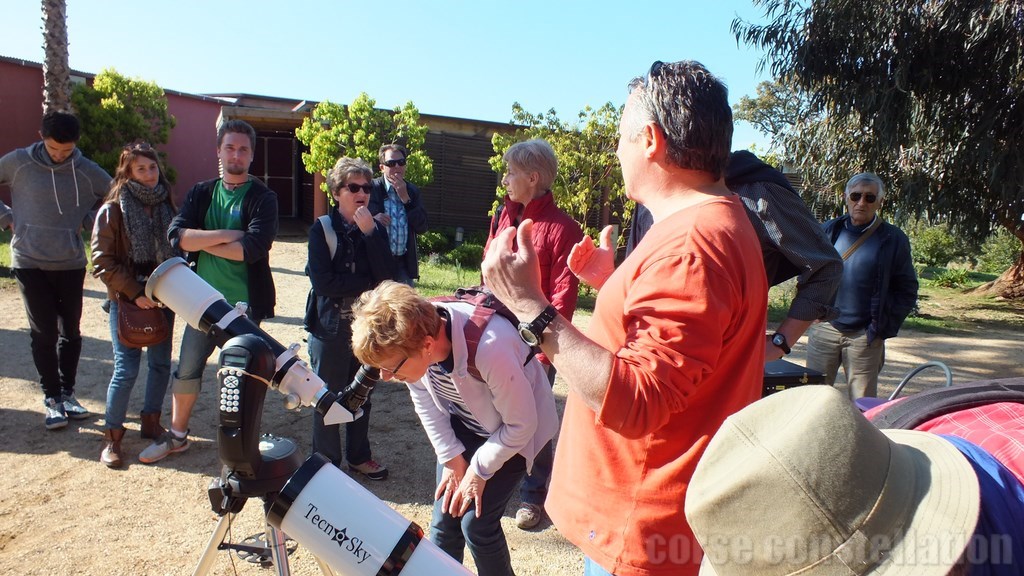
[771,332,791,355]
[518,305,558,346]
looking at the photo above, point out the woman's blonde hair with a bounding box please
[351,281,442,368]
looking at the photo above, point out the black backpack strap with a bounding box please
[490,203,505,237]
[869,378,1024,430]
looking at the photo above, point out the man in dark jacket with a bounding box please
[805,172,918,399]
[369,144,428,286]
[140,119,278,463]
[628,150,843,362]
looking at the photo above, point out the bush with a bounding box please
[444,243,484,269]
[907,220,966,268]
[976,228,1022,274]
[463,229,489,246]
[417,231,450,256]
[931,268,971,288]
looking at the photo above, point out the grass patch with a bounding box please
[416,261,481,298]
[0,229,12,289]
[0,230,94,290]
[416,260,599,317]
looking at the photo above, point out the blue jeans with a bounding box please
[103,299,175,430]
[309,331,372,467]
[13,267,85,400]
[171,323,219,395]
[520,364,557,506]
[431,416,526,576]
[584,557,616,576]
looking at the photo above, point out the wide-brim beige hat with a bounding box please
[686,385,979,576]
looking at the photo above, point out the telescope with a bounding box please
[146,257,470,576]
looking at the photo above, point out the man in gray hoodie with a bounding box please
[0,112,111,430]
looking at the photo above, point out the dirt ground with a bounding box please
[1,236,1022,575]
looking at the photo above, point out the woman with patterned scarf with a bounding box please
[90,142,179,468]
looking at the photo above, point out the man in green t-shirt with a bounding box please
[140,119,279,464]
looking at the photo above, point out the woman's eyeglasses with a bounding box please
[383,158,407,168]
[848,192,878,204]
[381,356,408,378]
[342,183,373,194]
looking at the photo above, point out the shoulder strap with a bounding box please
[490,203,505,237]
[869,378,1024,429]
[841,217,883,261]
[318,214,337,260]
[461,305,496,382]
[429,293,533,382]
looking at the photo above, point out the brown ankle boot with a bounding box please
[101,428,125,468]
[140,411,165,440]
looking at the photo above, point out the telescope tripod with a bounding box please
[191,436,335,576]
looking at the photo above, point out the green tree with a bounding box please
[733,79,811,151]
[70,69,177,181]
[295,93,432,198]
[733,0,1024,297]
[978,228,1023,274]
[490,102,628,242]
[733,78,883,218]
[41,0,70,113]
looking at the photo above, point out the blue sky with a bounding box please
[0,0,772,149]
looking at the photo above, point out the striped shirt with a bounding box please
[427,363,490,438]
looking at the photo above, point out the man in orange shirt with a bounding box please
[483,60,767,576]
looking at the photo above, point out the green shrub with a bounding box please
[417,231,450,256]
[907,220,966,267]
[931,268,971,288]
[444,243,484,269]
[463,229,489,246]
[977,228,1022,274]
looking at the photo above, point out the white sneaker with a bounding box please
[62,392,91,420]
[139,430,189,464]
[44,397,68,430]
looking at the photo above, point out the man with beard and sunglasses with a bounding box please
[805,172,918,401]
[369,144,428,286]
[139,119,279,464]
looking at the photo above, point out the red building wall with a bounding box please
[0,59,47,205]
[0,58,224,208]
[163,93,223,207]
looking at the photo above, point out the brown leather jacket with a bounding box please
[90,201,173,302]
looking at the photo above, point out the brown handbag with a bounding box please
[116,294,169,349]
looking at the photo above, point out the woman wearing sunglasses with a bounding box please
[305,156,396,481]
[90,142,179,467]
[350,281,558,576]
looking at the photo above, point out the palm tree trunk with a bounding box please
[41,0,71,113]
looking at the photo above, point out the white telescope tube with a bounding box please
[268,455,471,575]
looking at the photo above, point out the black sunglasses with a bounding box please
[383,158,407,168]
[341,182,373,194]
[125,142,154,152]
[644,60,665,87]
[848,192,878,204]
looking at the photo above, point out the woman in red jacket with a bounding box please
[484,138,584,530]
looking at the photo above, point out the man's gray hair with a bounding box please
[625,60,732,178]
[504,139,558,191]
[327,157,373,193]
[845,172,886,199]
